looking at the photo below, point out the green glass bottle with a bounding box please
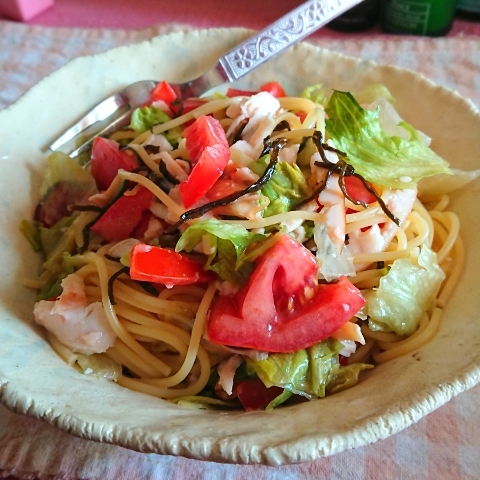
[382,0,456,36]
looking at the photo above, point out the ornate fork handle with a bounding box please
[218,0,363,81]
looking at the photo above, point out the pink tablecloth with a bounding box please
[1,2,480,479]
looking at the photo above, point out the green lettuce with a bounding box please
[246,338,372,399]
[19,219,41,252]
[130,105,171,132]
[40,151,98,201]
[325,91,451,189]
[36,217,85,300]
[366,245,445,336]
[250,156,310,217]
[176,219,269,285]
[300,82,328,105]
[130,106,182,145]
[351,83,395,106]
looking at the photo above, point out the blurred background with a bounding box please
[0,0,479,36]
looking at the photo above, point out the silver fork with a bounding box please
[49,0,363,158]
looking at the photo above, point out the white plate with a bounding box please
[0,28,479,466]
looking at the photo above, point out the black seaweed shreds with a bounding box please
[143,144,161,155]
[108,266,129,305]
[104,254,121,262]
[296,131,401,227]
[159,161,180,185]
[272,120,291,133]
[164,137,288,233]
[136,281,160,296]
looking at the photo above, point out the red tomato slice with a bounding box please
[296,111,308,123]
[235,379,284,411]
[170,98,208,117]
[259,81,286,98]
[90,137,139,191]
[151,80,178,106]
[343,176,377,205]
[182,114,229,162]
[90,187,152,242]
[226,88,257,98]
[208,235,365,353]
[129,244,214,286]
[206,179,245,201]
[179,115,230,208]
[131,211,153,239]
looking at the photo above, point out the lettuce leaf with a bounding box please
[366,245,445,335]
[176,219,268,284]
[352,83,395,106]
[130,105,171,132]
[250,156,310,217]
[130,106,182,145]
[314,222,355,282]
[325,91,451,189]
[39,151,97,201]
[300,82,328,105]
[246,338,371,399]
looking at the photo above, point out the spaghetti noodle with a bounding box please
[26,81,467,410]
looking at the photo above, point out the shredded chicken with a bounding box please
[33,274,116,355]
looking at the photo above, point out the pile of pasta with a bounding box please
[43,92,463,402]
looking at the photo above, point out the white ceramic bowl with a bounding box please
[0,28,479,466]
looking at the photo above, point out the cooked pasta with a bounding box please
[25,80,469,411]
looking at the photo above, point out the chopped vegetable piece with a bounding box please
[90,187,153,242]
[208,235,365,352]
[38,152,98,227]
[90,137,139,191]
[179,115,230,208]
[151,80,178,106]
[325,91,452,189]
[130,244,214,286]
[170,98,208,117]
[235,378,284,411]
[343,175,377,205]
[226,88,257,97]
[259,81,287,98]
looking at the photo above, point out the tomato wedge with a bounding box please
[259,81,286,98]
[170,98,208,117]
[90,187,152,242]
[226,88,256,98]
[208,235,365,352]
[179,115,230,208]
[129,244,214,286]
[343,176,377,205]
[151,80,178,106]
[235,379,284,411]
[90,137,140,191]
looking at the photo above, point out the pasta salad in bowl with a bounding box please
[0,28,479,465]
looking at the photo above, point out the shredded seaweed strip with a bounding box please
[170,98,183,117]
[165,137,287,233]
[231,119,248,144]
[136,281,160,296]
[143,145,161,155]
[159,160,180,185]
[273,120,291,133]
[104,254,121,262]
[108,266,129,305]
[297,131,401,226]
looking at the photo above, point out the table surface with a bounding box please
[1,2,480,479]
